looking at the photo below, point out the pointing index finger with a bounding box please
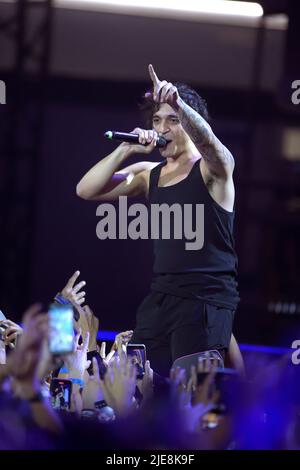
[66,270,80,289]
[148,64,160,85]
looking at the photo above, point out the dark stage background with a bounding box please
[0,1,300,349]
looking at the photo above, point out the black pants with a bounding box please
[131,291,235,377]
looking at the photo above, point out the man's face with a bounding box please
[152,103,191,159]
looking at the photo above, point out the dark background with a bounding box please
[0,0,300,348]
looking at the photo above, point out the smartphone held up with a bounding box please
[48,303,74,355]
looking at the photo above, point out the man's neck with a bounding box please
[165,151,201,168]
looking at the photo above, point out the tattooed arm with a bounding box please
[147,64,234,180]
[177,98,234,179]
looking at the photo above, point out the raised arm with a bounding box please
[177,101,234,179]
[147,64,234,180]
[76,128,159,201]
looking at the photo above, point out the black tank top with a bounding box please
[148,159,239,309]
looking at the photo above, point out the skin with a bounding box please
[77,64,235,212]
[76,65,241,368]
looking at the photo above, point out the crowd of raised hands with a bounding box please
[0,270,299,450]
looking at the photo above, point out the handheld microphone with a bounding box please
[104,131,168,148]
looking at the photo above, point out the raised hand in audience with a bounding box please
[99,343,136,417]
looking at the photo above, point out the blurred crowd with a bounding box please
[0,271,299,450]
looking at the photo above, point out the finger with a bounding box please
[75,291,86,300]
[119,330,133,338]
[77,298,85,305]
[148,64,160,85]
[149,136,157,149]
[138,129,146,145]
[145,359,151,374]
[72,281,86,294]
[4,331,18,342]
[4,327,17,336]
[187,376,193,395]
[100,341,106,359]
[92,357,100,381]
[145,130,152,144]
[152,131,159,142]
[120,331,134,343]
[117,341,126,362]
[154,80,167,102]
[1,320,17,327]
[160,82,173,102]
[164,85,178,103]
[177,368,186,386]
[132,128,143,145]
[66,270,80,289]
[142,136,157,154]
[148,130,155,143]
[105,350,116,364]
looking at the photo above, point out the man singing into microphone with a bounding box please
[76,65,239,376]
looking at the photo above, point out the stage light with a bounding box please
[54,0,263,19]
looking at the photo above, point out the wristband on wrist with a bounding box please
[81,409,97,420]
[70,378,84,387]
[94,400,108,410]
[54,294,71,305]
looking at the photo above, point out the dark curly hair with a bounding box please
[139,82,209,129]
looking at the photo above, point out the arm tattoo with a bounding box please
[178,100,234,171]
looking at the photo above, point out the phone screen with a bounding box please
[127,344,146,380]
[0,310,6,321]
[50,378,72,411]
[49,304,74,355]
[0,310,6,342]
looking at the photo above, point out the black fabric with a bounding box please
[148,159,239,309]
[131,290,235,377]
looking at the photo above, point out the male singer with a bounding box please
[77,65,239,376]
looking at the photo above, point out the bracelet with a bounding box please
[70,378,84,387]
[94,400,108,410]
[54,294,71,305]
[81,409,97,420]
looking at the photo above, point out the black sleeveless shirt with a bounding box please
[148,159,239,309]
